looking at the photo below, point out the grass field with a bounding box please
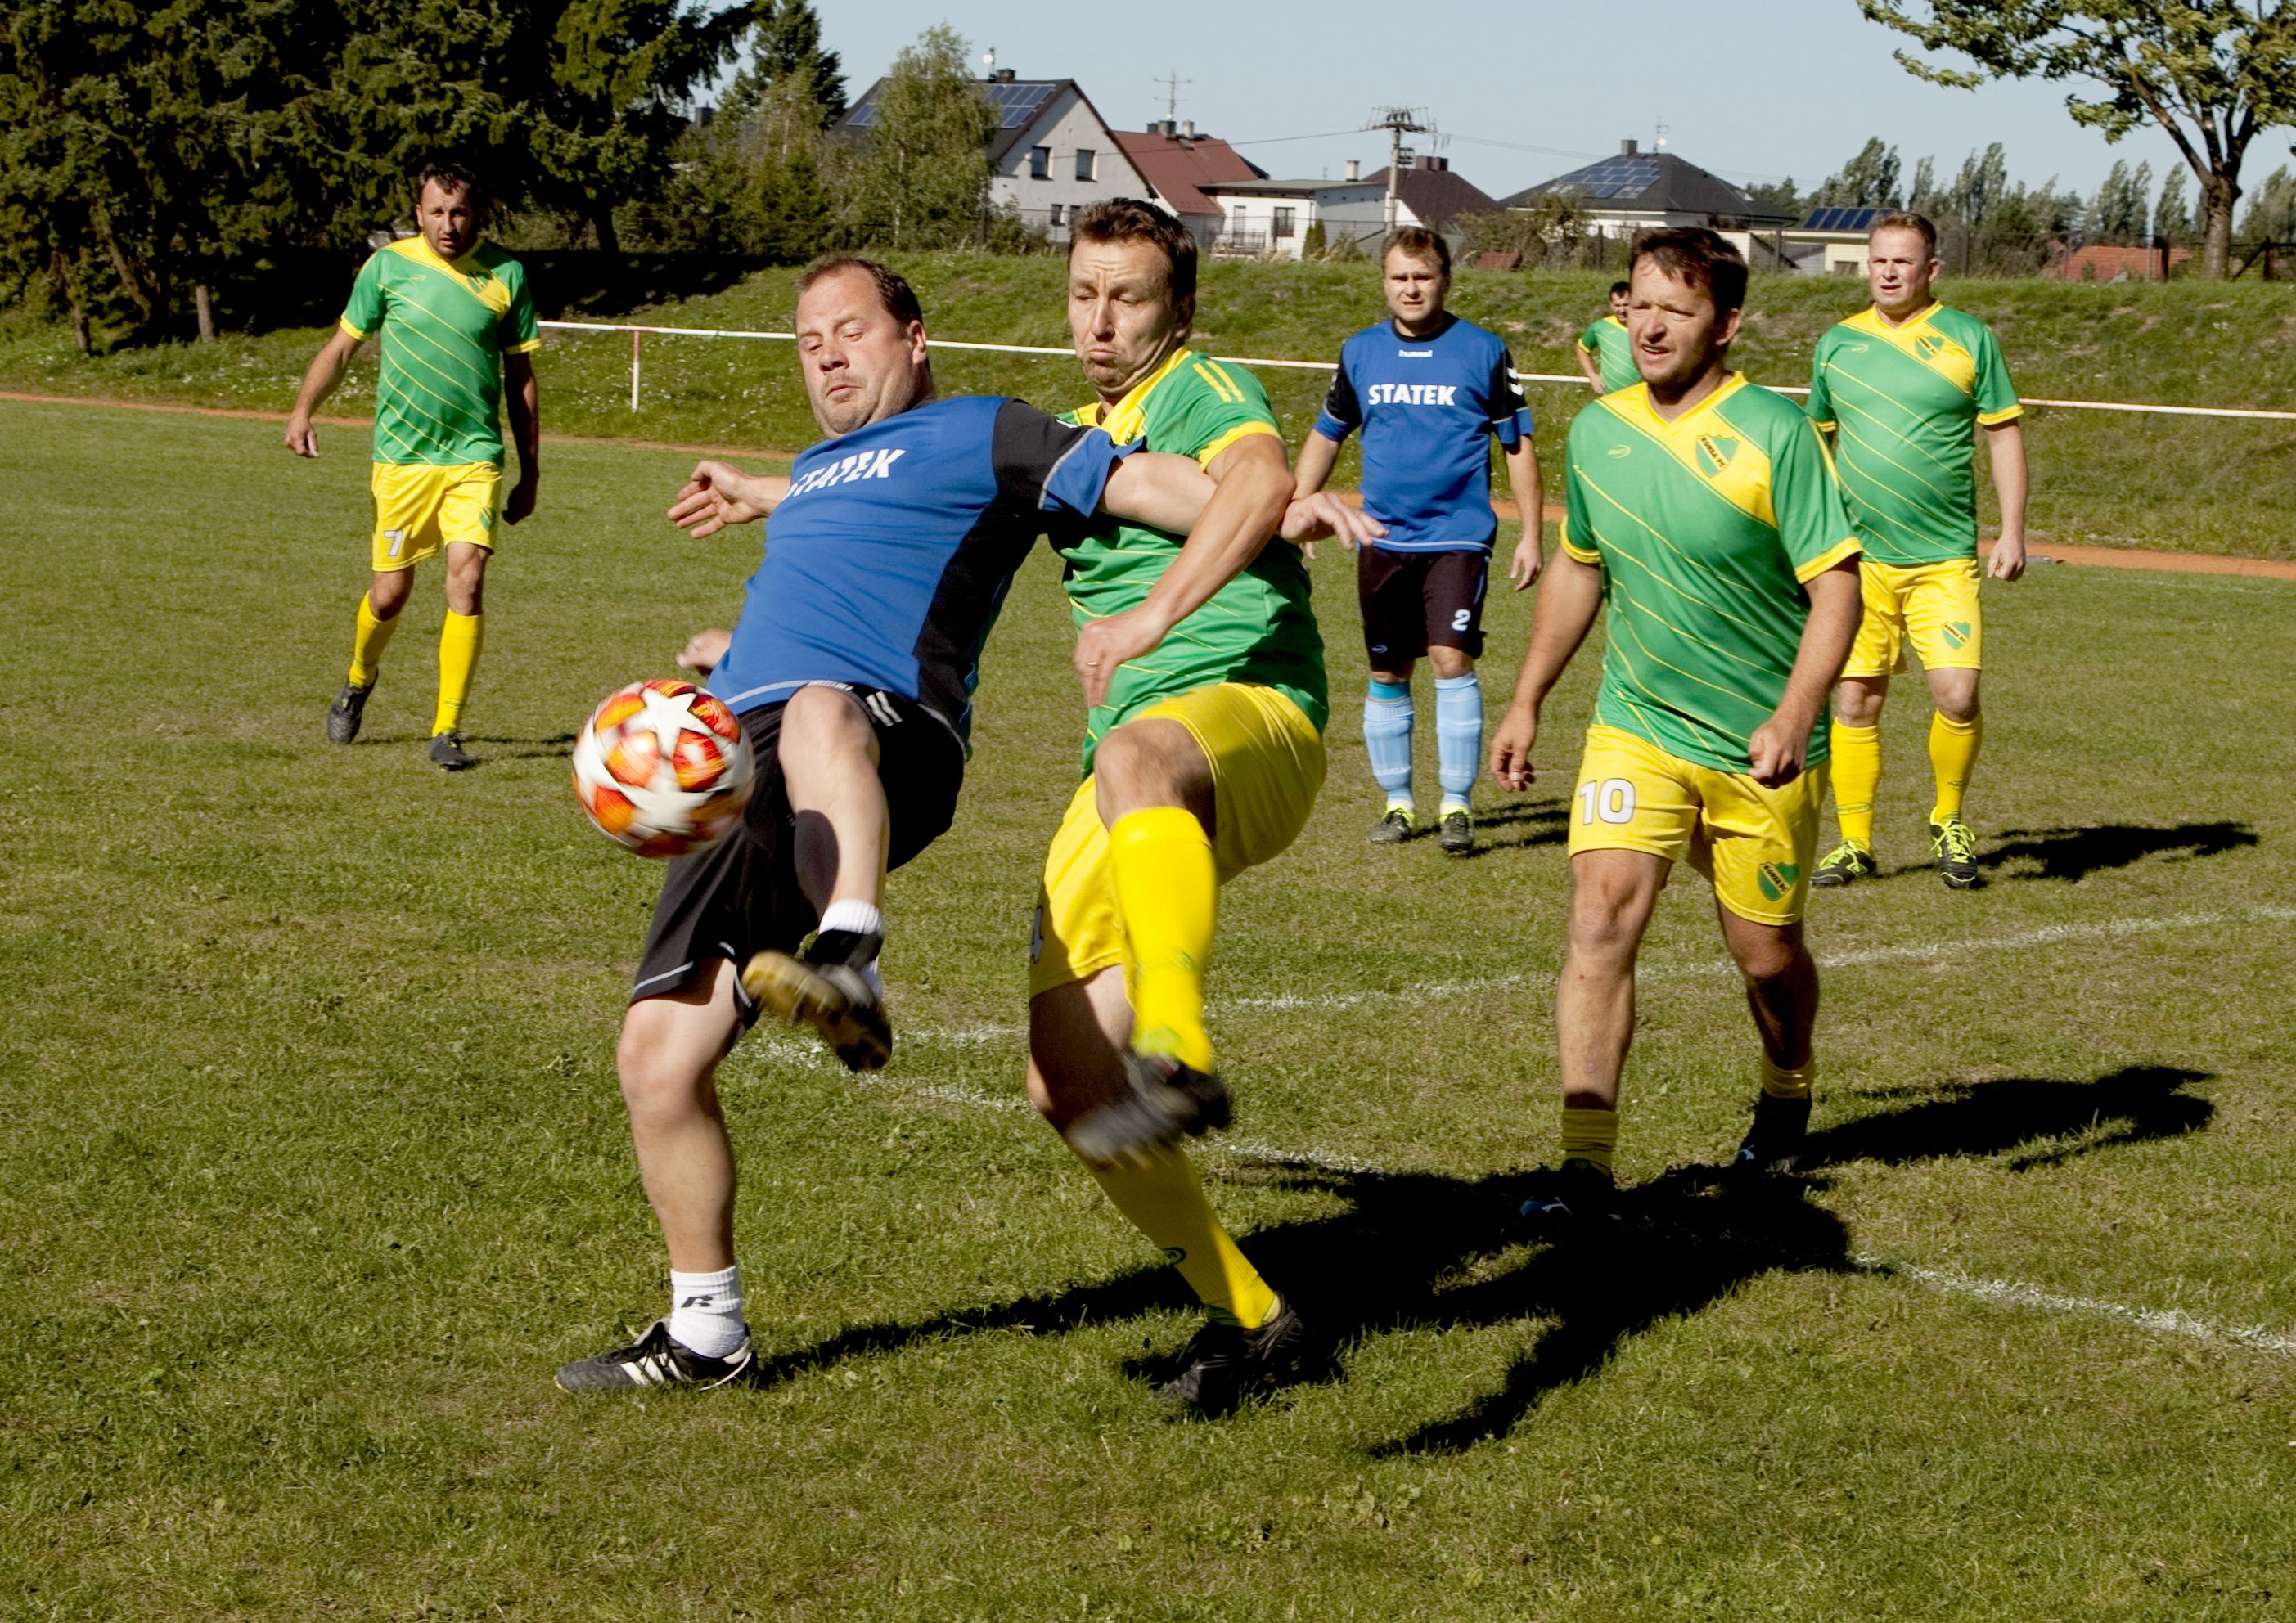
[5,395,2296,1621]
[3,255,2293,558]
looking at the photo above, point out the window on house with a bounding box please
[1048,203,1064,227]
[1029,146,1050,179]
[1075,147,1096,182]
[1272,206,1296,239]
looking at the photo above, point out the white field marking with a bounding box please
[1857,1259,2296,1358]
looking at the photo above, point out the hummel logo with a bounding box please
[1607,444,1632,458]
[679,1293,714,1308]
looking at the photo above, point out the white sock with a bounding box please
[667,1264,746,1358]
[817,899,885,941]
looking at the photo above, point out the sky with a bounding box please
[813,0,2285,207]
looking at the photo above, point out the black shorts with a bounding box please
[1357,546,1490,665]
[629,684,965,1016]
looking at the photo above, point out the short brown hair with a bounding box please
[415,160,484,206]
[1632,227,1749,317]
[1069,198,1197,304]
[1383,225,1451,276]
[1609,280,1632,297]
[1869,210,1939,259]
[795,254,925,328]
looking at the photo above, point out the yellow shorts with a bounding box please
[1844,557,1983,679]
[1566,724,1826,926]
[1029,683,1326,997]
[370,461,502,573]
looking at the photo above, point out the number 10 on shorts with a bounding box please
[1579,777,1636,825]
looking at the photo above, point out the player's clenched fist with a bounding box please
[1489,701,1539,793]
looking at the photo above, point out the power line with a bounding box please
[1220,126,1378,146]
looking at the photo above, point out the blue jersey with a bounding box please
[709,395,1131,745]
[1312,313,1532,554]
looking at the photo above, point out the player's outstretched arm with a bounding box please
[503,353,540,524]
[1983,420,2029,581]
[1747,559,1862,787]
[1075,434,1291,706]
[284,329,362,457]
[1505,438,1545,589]
[667,460,791,539]
[1490,546,1604,792]
[1102,452,1384,551]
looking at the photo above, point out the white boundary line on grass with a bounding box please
[734,899,2296,1360]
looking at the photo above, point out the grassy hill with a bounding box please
[4,254,2292,555]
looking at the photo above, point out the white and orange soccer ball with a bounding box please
[571,679,754,858]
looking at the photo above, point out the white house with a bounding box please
[1197,155,1500,259]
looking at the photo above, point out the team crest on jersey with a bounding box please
[1756,861,1800,901]
[1695,434,1739,477]
[1916,335,1946,361]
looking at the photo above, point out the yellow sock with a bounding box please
[1830,721,1881,848]
[1929,710,1981,824]
[1760,1054,1816,1101]
[347,594,399,688]
[1107,806,1217,1071]
[1560,1105,1618,1175]
[1086,1148,1277,1328]
[433,610,484,735]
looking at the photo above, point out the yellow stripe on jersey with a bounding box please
[1599,378,1776,529]
[1194,420,1281,468]
[1074,347,1195,445]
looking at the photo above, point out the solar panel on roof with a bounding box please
[1803,206,1884,232]
[1555,155,1659,200]
[987,82,1056,127]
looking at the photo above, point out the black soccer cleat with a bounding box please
[327,681,373,744]
[1733,1090,1813,1176]
[1929,817,1980,889]
[1517,1158,1623,1228]
[1062,1050,1232,1169]
[1812,839,1878,888]
[1368,806,1416,846]
[428,730,476,771]
[1156,1297,1315,1415]
[555,1319,755,1394]
[743,928,891,1072]
[1437,807,1474,856]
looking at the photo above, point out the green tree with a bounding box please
[1857,0,2296,279]
[750,0,844,125]
[2155,167,2195,243]
[1745,177,1803,218]
[1812,137,1903,207]
[843,25,996,249]
[2086,158,2153,244]
[2240,164,2296,240]
[1906,155,1937,212]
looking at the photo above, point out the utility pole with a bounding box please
[1369,106,1429,237]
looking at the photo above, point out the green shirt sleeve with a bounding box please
[1770,407,1861,581]
[1163,353,1281,467]
[500,261,542,355]
[339,253,385,340]
[1578,320,1603,357]
[1972,323,2020,423]
[1805,335,1835,429]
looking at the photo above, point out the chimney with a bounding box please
[1181,119,1195,138]
[1416,154,1447,172]
[992,67,1015,83]
[1345,159,1360,182]
[1621,138,1639,156]
[1155,119,1176,137]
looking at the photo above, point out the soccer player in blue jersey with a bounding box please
[556,256,1314,1394]
[1292,227,1543,854]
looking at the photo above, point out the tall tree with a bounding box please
[2240,164,2296,240]
[2155,167,2195,242]
[1857,0,2296,279]
[2087,158,2153,244]
[1812,137,1904,207]
[842,25,996,250]
[1907,154,1938,211]
[1745,177,1803,218]
[750,0,843,125]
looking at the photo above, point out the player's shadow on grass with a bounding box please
[1974,821,2258,883]
[737,1065,2212,1446]
[1453,798,1569,857]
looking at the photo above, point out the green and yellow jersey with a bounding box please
[1060,348,1326,775]
[1578,314,1639,393]
[1805,301,2020,566]
[339,236,541,468]
[1560,374,1861,775]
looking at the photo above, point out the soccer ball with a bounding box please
[572,679,754,858]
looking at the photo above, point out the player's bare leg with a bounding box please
[742,684,896,1071]
[1029,968,1303,1408]
[1922,665,1983,888]
[557,961,756,1391]
[1525,847,1664,1224]
[1717,902,1821,1174]
[1817,673,1888,886]
[426,542,488,768]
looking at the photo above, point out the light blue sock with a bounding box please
[1363,678,1414,807]
[1434,672,1483,813]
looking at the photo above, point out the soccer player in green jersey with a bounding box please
[1576,281,1637,393]
[1806,211,2028,889]
[1027,198,1372,1412]
[286,160,542,770]
[1491,228,1864,1207]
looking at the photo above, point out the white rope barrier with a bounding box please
[537,317,2296,423]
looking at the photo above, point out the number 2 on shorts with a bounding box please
[1578,777,1636,825]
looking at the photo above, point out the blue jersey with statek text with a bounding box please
[1312,313,1532,554]
[708,395,1132,745]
